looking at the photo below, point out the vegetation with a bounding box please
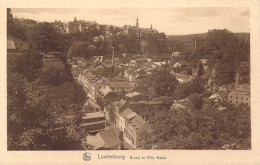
[7,8,250,150]
[152,68,179,96]
[139,103,250,150]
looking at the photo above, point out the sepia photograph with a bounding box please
[6,7,251,151]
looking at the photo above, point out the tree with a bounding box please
[27,22,63,53]
[8,48,42,80]
[152,69,179,96]
[197,62,204,76]
[107,105,116,124]
[187,93,203,110]
[215,63,236,85]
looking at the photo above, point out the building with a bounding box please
[78,69,104,101]
[86,126,123,150]
[112,99,129,125]
[172,51,181,57]
[118,108,137,131]
[105,78,133,95]
[127,18,159,38]
[227,84,250,106]
[65,17,98,34]
[124,115,147,148]
[97,85,119,106]
[99,25,112,35]
[7,39,16,53]
[53,20,66,33]
[65,17,80,33]
[80,112,106,133]
[96,62,114,77]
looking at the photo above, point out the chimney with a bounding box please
[194,37,197,50]
[112,47,114,65]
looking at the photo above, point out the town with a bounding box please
[7,8,251,150]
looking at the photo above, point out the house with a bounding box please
[86,126,123,150]
[118,108,137,131]
[96,62,114,77]
[198,59,209,72]
[7,39,16,53]
[227,84,250,106]
[105,78,133,95]
[80,112,106,134]
[153,61,166,67]
[112,99,129,125]
[171,51,181,57]
[124,68,139,82]
[78,69,104,101]
[124,115,148,148]
[69,56,85,65]
[209,94,222,102]
[175,73,193,84]
[97,85,119,106]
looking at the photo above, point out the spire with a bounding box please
[136,17,139,28]
[74,16,77,21]
[151,24,153,29]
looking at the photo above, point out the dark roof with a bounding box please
[113,99,127,109]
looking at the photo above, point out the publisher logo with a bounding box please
[83,152,91,161]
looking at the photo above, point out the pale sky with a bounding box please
[11,8,250,35]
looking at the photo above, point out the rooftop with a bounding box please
[129,115,146,132]
[82,112,105,120]
[87,127,121,149]
[120,108,136,119]
[125,92,142,98]
[99,85,114,97]
[113,99,127,109]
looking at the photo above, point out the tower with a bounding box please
[151,24,153,29]
[136,17,139,28]
[74,16,77,22]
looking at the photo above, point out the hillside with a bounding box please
[167,32,250,42]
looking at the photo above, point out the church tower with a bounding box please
[74,16,77,22]
[136,17,139,28]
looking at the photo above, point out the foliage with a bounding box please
[27,22,63,53]
[40,68,70,86]
[152,69,179,96]
[214,63,236,86]
[138,103,250,150]
[197,62,204,76]
[187,93,203,110]
[106,105,116,124]
[174,77,205,99]
[8,49,42,80]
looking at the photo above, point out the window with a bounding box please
[241,97,243,100]
[236,97,238,99]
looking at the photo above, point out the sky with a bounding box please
[11,8,250,35]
